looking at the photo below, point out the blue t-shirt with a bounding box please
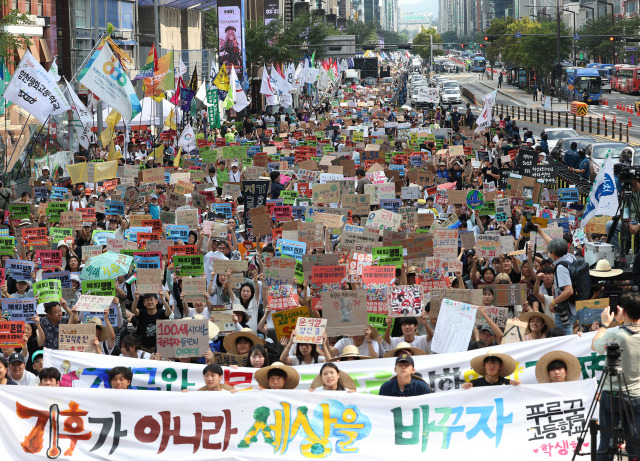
[379,377,431,397]
[149,204,160,220]
[564,149,581,169]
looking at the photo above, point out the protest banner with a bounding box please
[1,299,36,322]
[58,323,96,352]
[321,290,368,336]
[74,295,114,312]
[156,318,209,358]
[271,305,309,341]
[0,321,24,347]
[293,317,327,344]
[0,380,597,460]
[431,298,477,354]
[173,255,204,276]
[33,279,62,303]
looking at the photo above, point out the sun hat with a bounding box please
[192,314,220,340]
[330,344,370,362]
[231,303,250,325]
[85,317,108,342]
[383,341,426,358]
[222,327,264,355]
[518,311,555,334]
[470,349,517,378]
[18,219,32,227]
[254,362,300,389]
[535,350,582,383]
[310,368,357,390]
[589,259,623,278]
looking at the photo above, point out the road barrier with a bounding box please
[491,104,628,143]
[461,87,476,105]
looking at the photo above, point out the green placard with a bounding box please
[47,202,69,223]
[368,313,393,337]
[477,201,496,216]
[34,279,62,303]
[372,246,403,268]
[0,237,15,256]
[222,145,248,159]
[173,255,204,276]
[280,191,299,205]
[81,279,116,297]
[295,261,304,285]
[49,227,73,241]
[10,204,30,220]
[200,149,217,163]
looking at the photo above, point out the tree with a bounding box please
[412,27,442,61]
[202,9,218,51]
[0,0,32,61]
[484,17,515,64]
[344,20,377,45]
[579,15,640,63]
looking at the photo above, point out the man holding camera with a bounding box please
[592,292,640,461]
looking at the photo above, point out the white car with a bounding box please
[542,128,578,152]
[441,88,462,104]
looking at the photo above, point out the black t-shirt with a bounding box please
[482,166,500,182]
[136,306,166,348]
[470,376,510,387]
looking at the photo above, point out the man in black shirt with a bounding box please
[481,159,500,185]
[461,350,520,388]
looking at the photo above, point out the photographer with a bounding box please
[592,292,640,461]
[605,169,640,254]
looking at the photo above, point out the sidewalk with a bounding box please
[476,79,567,112]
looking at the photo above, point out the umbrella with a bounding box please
[81,251,133,281]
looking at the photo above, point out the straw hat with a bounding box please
[254,362,300,389]
[535,350,582,383]
[192,314,220,340]
[85,317,108,342]
[470,349,517,378]
[519,311,556,334]
[589,259,623,278]
[383,341,427,358]
[310,368,357,390]
[231,303,250,325]
[330,345,370,362]
[223,327,264,355]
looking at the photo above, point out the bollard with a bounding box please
[597,118,600,135]
[524,107,527,121]
[619,123,623,142]
[565,113,568,128]
[518,107,520,119]
[550,111,553,125]
[627,124,630,143]
[604,119,607,137]
[558,111,561,127]
[589,117,592,133]
[544,110,546,124]
[573,114,576,130]
[511,106,514,118]
[581,116,584,132]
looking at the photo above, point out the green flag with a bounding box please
[0,58,12,116]
[207,87,221,130]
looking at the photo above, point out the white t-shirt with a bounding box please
[333,337,383,358]
[289,355,326,366]
[11,370,36,386]
[186,307,211,319]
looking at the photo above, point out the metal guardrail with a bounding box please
[461,86,476,105]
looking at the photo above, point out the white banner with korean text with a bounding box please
[44,331,603,393]
[0,381,595,460]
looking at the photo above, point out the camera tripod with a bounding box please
[571,351,640,460]
[606,180,640,267]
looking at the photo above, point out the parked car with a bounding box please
[585,142,628,180]
[541,128,578,151]
[440,88,462,104]
[550,136,595,162]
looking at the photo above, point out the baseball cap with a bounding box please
[8,352,25,364]
[479,324,495,335]
[395,353,414,367]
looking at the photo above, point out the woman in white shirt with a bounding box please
[280,332,331,366]
[230,275,261,332]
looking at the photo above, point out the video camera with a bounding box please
[615,150,640,185]
[605,339,622,368]
[522,210,537,234]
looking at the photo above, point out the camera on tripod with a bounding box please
[522,210,537,234]
[606,339,622,368]
[617,164,640,185]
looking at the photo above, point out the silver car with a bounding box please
[441,88,462,104]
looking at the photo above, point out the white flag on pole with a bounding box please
[230,65,249,113]
[580,154,618,228]
[177,124,196,152]
[65,79,92,149]
[1,51,70,123]
[260,66,278,106]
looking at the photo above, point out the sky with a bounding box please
[398,0,438,16]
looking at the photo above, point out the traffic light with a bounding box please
[484,36,489,41]
[460,43,465,49]
[610,36,615,41]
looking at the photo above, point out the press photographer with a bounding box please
[592,292,640,460]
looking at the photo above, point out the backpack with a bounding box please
[554,259,591,302]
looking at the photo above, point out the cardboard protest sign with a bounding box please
[293,317,327,345]
[475,306,510,330]
[576,298,608,326]
[74,295,114,312]
[2,299,36,322]
[431,298,477,354]
[430,288,483,317]
[312,183,340,204]
[58,323,96,352]
[475,234,500,258]
[213,352,246,366]
[210,306,235,334]
[0,321,24,347]
[321,290,368,337]
[213,259,248,273]
[249,206,272,236]
[81,280,115,297]
[389,285,423,317]
[156,318,209,358]
[433,230,459,259]
[342,194,370,216]
[181,277,207,303]
[366,209,402,232]
[136,269,163,294]
[488,284,528,306]
[263,257,297,286]
[501,318,528,344]
[268,305,307,341]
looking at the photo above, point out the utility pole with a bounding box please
[556,0,561,95]
[430,33,433,74]
[154,0,163,137]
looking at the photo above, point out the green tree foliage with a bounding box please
[344,20,377,44]
[579,15,640,63]
[0,0,32,61]
[412,27,442,61]
[203,9,218,51]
